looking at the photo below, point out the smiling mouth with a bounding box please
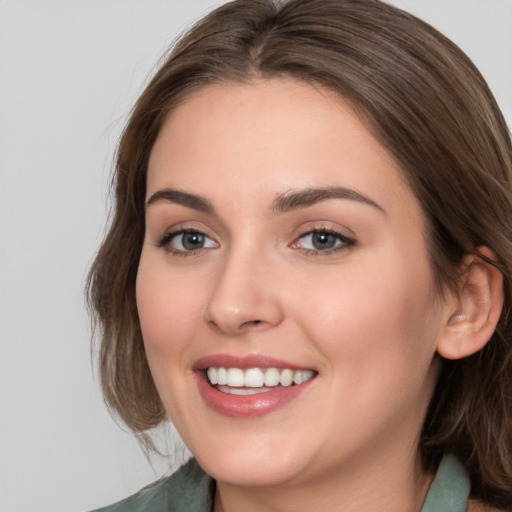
[206,367,317,395]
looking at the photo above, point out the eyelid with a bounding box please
[155,227,219,256]
[152,222,355,257]
[290,226,356,255]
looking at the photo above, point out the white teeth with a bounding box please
[294,370,315,385]
[217,386,274,395]
[207,368,217,385]
[217,367,227,385]
[226,368,245,387]
[244,368,265,387]
[264,368,280,386]
[280,369,294,386]
[206,367,316,388]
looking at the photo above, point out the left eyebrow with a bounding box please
[145,188,215,213]
[272,186,386,215]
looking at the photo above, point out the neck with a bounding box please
[214,448,434,512]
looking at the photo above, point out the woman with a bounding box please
[88,0,512,510]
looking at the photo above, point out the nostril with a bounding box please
[207,318,265,335]
[239,319,265,331]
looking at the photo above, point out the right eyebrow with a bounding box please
[145,188,215,214]
[272,186,386,215]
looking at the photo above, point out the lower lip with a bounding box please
[196,372,315,418]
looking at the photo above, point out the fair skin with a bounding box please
[136,79,501,512]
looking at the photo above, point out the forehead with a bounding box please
[147,78,420,222]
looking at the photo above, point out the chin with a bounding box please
[198,453,303,488]
[187,429,309,488]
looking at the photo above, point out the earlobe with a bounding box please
[437,247,504,360]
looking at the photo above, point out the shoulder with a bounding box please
[90,458,214,512]
[90,477,171,512]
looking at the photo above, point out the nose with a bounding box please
[204,246,284,336]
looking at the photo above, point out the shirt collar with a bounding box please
[420,454,470,512]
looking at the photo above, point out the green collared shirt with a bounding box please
[92,454,470,512]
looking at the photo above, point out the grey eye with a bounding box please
[170,231,217,252]
[180,232,206,250]
[298,230,345,251]
[310,232,338,250]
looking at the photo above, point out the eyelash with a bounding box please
[293,227,356,256]
[155,229,217,257]
[154,227,355,257]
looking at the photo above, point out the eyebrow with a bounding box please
[146,188,214,213]
[272,186,386,215]
[146,186,385,215]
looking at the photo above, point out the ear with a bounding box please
[437,247,504,360]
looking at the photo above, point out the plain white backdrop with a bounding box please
[0,1,510,511]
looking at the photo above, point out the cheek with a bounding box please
[293,261,441,443]
[292,255,441,384]
[135,251,210,424]
[135,252,205,366]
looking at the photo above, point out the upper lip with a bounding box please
[194,354,315,371]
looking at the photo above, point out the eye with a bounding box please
[156,229,218,255]
[293,229,355,254]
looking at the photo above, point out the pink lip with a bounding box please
[194,353,312,371]
[194,354,317,418]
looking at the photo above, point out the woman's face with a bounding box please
[137,79,450,489]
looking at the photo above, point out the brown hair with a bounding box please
[87,0,512,506]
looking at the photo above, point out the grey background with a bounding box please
[1,1,511,511]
